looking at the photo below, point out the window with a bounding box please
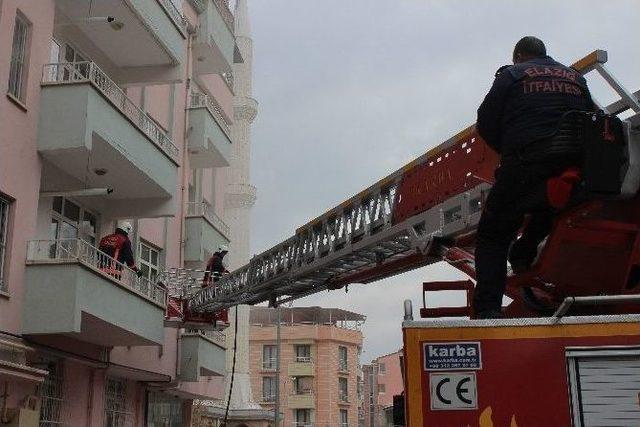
[0,197,10,292]
[38,360,64,427]
[146,392,182,427]
[339,377,348,402]
[340,409,348,426]
[138,241,160,282]
[378,384,386,394]
[378,362,386,375]
[50,197,98,245]
[262,376,276,402]
[104,377,132,427]
[294,409,311,426]
[8,12,30,102]
[295,344,311,362]
[262,345,277,370]
[292,377,313,395]
[339,346,348,371]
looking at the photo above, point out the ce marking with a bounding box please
[429,372,478,410]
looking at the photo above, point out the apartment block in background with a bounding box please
[362,350,404,427]
[248,307,366,427]
[0,0,245,425]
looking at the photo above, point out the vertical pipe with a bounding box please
[274,306,281,426]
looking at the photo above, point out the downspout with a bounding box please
[179,24,196,267]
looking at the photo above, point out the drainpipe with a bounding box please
[179,24,197,267]
[85,369,96,427]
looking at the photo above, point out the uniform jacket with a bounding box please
[477,56,595,157]
[98,229,136,268]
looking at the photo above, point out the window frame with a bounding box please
[338,346,348,372]
[137,240,161,282]
[340,408,348,426]
[262,376,276,402]
[295,344,312,362]
[378,362,386,375]
[8,11,31,103]
[50,197,99,246]
[339,377,348,402]
[0,196,11,292]
[104,377,132,427]
[262,344,277,370]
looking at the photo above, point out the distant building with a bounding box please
[362,349,404,427]
[248,307,366,427]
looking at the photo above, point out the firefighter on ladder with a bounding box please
[203,245,229,288]
[473,36,596,319]
[98,221,143,278]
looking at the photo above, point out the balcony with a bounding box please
[23,239,166,347]
[192,0,238,75]
[288,358,315,377]
[184,202,230,264]
[38,62,179,218]
[288,391,315,409]
[262,358,277,371]
[339,392,350,405]
[54,0,187,83]
[179,331,226,382]
[187,92,233,168]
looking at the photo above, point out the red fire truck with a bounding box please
[162,49,640,426]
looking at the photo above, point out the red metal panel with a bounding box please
[393,130,498,225]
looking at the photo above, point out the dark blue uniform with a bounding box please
[473,56,595,316]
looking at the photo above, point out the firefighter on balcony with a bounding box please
[98,221,143,278]
[203,245,229,288]
[473,36,595,319]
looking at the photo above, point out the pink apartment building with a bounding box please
[0,0,244,425]
[362,350,403,427]
[248,307,366,427]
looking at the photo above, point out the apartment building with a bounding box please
[248,307,365,427]
[362,350,403,427]
[0,0,244,425]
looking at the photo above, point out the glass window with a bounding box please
[262,345,277,370]
[378,362,386,375]
[295,409,311,423]
[146,391,182,427]
[105,377,131,427]
[0,197,9,292]
[50,197,97,246]
[138,241,160,282]
[295,344,311,362]
[262,376,276,402]
[8,12,30,102]
[339,377,348,402]
[340,409,348,426]
[339,346,348,371]
[38,359,64,427]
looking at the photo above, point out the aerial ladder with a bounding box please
[159,49,640,326]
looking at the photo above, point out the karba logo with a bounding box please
[428,344,477,358]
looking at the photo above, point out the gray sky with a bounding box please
[247,0,640,361]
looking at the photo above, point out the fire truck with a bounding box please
[159,50,640,426]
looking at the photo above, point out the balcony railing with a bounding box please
[339,360,348,372]
[41,62,179,160]
[186,202,231,239]
[292,389,314,396]
[292,423,314,427]
[262,394,276,403]
[295,356,313,363]
[339,391,349,403]
[157,0,188,33]
[189,92,232,140]
[213,0,234,32]
[26,239,166,306]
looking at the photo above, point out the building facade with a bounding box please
[0,0,245,425]
[248,307,366,427]
[362,350,404,427]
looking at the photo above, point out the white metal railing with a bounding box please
[213,0,234,32]
[186,202,231,239]
[262,394,276,402]
[189,92,232,140]
[291,388,314,396]
[41,62,179,160]
[295,356,313,363]
[157,0,188,33]
[26,239,166,306]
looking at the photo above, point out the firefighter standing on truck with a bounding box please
[98,221,143,277]
[203,245,229,287]
[473,36,596,319]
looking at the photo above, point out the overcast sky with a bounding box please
[246,0,640,361]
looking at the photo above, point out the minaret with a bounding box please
[219,0,265,418]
